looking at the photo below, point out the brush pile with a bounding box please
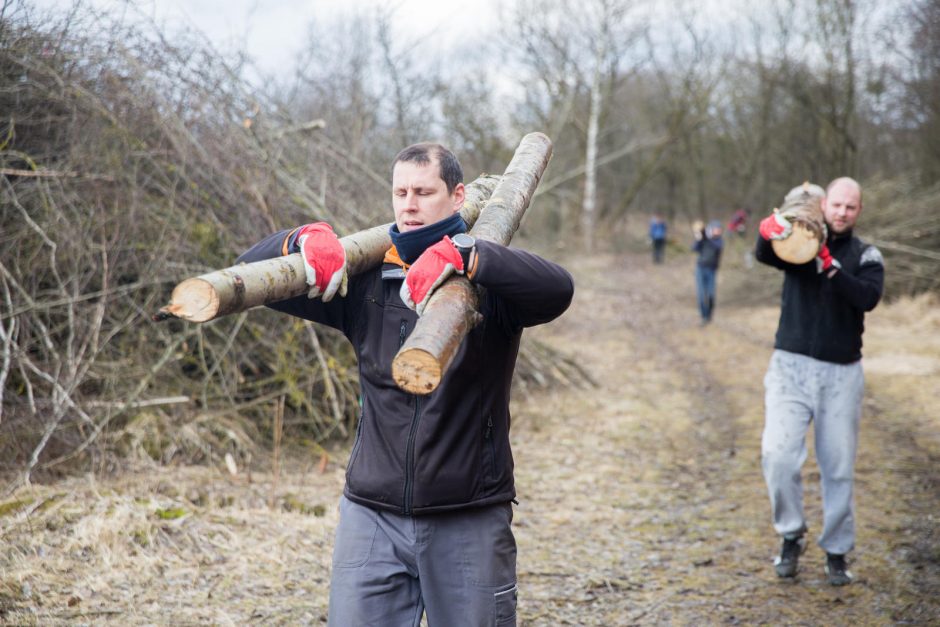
[0,6,584,486]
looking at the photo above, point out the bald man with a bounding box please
[755,177,884,585]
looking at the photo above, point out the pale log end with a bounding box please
[771,222,823,265]
[168,277,220,323]
[392,348,443,395]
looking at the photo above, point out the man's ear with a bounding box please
[451,183,466,212]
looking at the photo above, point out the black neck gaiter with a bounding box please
[389,213,467,264]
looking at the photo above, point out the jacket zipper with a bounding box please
[348,408,364,466]
[484,415,497,483]
[399,318,421,515]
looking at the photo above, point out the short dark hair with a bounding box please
[392,142,463,194]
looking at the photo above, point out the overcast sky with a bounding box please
[28,0,503,79]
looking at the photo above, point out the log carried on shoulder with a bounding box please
[771,181,827,265]
[391,132,553,395]
[154,175,500,323]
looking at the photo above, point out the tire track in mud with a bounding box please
[513,253,770,625]
[592,258,771,625]
[595,282,740,463]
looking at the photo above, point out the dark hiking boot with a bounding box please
[774,536,803,578]
[825,553,853,586]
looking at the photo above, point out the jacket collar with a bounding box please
[383,245,408,269]
[381,246,408,280]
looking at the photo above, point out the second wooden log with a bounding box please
[391,132,554,394]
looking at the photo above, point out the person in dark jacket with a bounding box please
[692,220,723,324]
[237,142,574,626]
[756,177,884,586]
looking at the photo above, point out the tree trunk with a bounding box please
[155,175,500,322]
[391,132,553,394]
[582,53,603,249]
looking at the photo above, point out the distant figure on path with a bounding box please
[727,207,750,237]
[728,207,755,268]
[756,177,884,586]
[649,213,668,264]
[692,220,723,324]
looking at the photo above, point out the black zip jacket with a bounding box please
[755,229,884,364]
[238,233,574,515]
[693,236,723,269]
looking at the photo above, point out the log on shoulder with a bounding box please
[155,175,500,323]
[392,132,553,394]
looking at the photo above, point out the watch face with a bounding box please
[453,233,475,249]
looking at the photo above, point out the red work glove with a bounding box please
[400,236,465,316]
[296,222,347,301]
[758,210,793,241]
[817,243,841,275]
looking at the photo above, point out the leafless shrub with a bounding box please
[861,178,940,298]
[0,4,371,487]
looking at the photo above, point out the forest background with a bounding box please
[1,0,939,487]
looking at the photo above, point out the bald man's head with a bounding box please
[823,177,863,235]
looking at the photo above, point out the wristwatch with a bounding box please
[451,233,476,273]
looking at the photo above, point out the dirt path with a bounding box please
[513,249,940,625]
[1,249,938,625]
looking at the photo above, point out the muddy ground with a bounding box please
[2,243,939,625]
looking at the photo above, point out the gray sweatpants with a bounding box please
[761,349,865,555]
[327,496,517,627]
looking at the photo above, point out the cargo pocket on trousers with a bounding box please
[331,497,378,568]
[494,583,517,626]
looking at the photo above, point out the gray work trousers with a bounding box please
[761,349,865,555]
[327,496,517,627]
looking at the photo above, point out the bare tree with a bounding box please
[505,0,647,244]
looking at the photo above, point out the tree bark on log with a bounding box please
[155,175,500,322]
[392,132,553,395]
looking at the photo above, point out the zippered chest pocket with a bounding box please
[358,298,414,386]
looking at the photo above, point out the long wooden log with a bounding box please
[155,175,500,322]
[391,132,553,395]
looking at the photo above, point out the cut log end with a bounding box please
[392,348,443,395]
[772,222,823,264]
[163,277,221,323]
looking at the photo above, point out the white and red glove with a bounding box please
[758,211,793,241]
[296,222,347,301]
[400,236,465,316]
[817,243,841,275]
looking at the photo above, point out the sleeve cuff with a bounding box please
[282,227,302,255]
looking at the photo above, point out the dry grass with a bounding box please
[0,459,345,624]
[1,250,938,625]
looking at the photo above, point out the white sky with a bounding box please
[27,0,503,79]
[24,0,906,84]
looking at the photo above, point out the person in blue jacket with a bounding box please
[649,213,668,263]
[237,142,574,626]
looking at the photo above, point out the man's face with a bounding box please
[823,181,862,235]
[392,159,465,233]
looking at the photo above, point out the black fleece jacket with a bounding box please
[237,232,574,515]
[755,230,884,364]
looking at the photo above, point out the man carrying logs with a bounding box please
[755,177,884,586]
[236,142,574,625]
